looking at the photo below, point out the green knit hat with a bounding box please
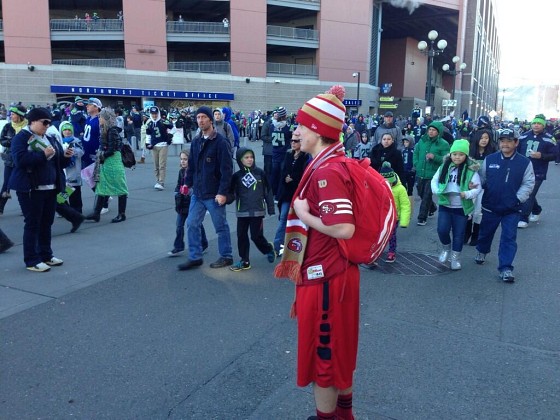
[60,121,74,134]
[532,114,546,126]
[450,139,470,155]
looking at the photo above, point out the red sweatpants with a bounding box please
[296,265,360,390]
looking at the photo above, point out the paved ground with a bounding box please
[1,142,559,419]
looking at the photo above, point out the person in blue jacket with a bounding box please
[9,108,75,272]
[516,114,557,228]
[474,129,535,283]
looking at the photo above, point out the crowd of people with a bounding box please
[0,92,558,418]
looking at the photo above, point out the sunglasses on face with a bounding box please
[39,119,51,126]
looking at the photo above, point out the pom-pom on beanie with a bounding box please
[296,85,346,140]
[380,161,396,185]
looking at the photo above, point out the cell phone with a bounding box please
[67,144,74,149]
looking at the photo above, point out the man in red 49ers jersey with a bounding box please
[274,85,359,420]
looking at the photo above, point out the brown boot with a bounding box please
[139,157,145,164]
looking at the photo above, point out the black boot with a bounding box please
[0,196,8,215]
[85,195,105,222]
[464,219,472,244]
[56,203,85,233]
[0,228,14,253]
[111,195,127,223]
[468,223,480,246]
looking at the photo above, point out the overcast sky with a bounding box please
[495,0,559,87]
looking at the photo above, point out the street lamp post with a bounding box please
[353,72,361,115]
[442,56,467,100]
[418,30,447,113]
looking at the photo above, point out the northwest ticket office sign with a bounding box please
[50,85,235,101]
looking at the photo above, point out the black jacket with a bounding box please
[0,123,16,167]
[231,147,274,217]
[369,142,404,181]
[277,149,309,204]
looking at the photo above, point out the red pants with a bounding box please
[296,265,360,390]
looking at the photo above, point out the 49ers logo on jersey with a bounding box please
[320,202,335,215]
[287,238,303,253]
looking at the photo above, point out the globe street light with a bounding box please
[418,30,447,112]
[353,72,361,115]
[442,55,467,100]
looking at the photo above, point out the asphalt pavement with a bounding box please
[1,142,559,419]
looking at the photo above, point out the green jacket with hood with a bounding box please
[412,121,450,179]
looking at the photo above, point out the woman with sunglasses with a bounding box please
[272,130,309,255]
[9,107,74,272]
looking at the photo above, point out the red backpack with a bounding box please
[332,156,397,265]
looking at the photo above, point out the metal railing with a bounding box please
[166,21,229,34]
[168,61,231,74]
[267,25,318,41]
[50,19,124,32]
[267,62,317,77]
[52,58,126,68]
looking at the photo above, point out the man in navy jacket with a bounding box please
[474,129,534,283]
[516,114,557,228]
[178,106,234,271]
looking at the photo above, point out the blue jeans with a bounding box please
[436,206,468,252]
[520,178,543,222]
[270,160,283,199]
[273,201,290,253]
[174,212,208,252]
[476,210,520,273]
[1,165,13,194]
[17,189,57,267]
[187,194,232,260]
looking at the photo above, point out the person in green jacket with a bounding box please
[430,139,481,270]
[379,162,411,263]
[412,120,450,225]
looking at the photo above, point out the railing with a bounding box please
[50,19,124,32]
[166,21,229,34]
[168,61,231,74]
[267,62,317,77]
[52,58,126,68]
[267,25,318,41]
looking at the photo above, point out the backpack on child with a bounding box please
[331,156,397,265]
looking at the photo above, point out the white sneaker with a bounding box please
[44,257,64,266]
[27,262,51,272]
[529,214,540,222]
[154,183,164,190]
[517,221,528,229]
[100,207,109,215]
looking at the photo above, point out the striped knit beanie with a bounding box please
[296,85,346,140]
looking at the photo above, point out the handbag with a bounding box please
[80,162,97,189]
[121,143,136,168]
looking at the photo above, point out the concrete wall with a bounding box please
[123,0,168,71]
[0,64,378,116]
[0,0,380,115]
[317,0,372,84]
[2,0,52,65]
[230,0,267,78]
